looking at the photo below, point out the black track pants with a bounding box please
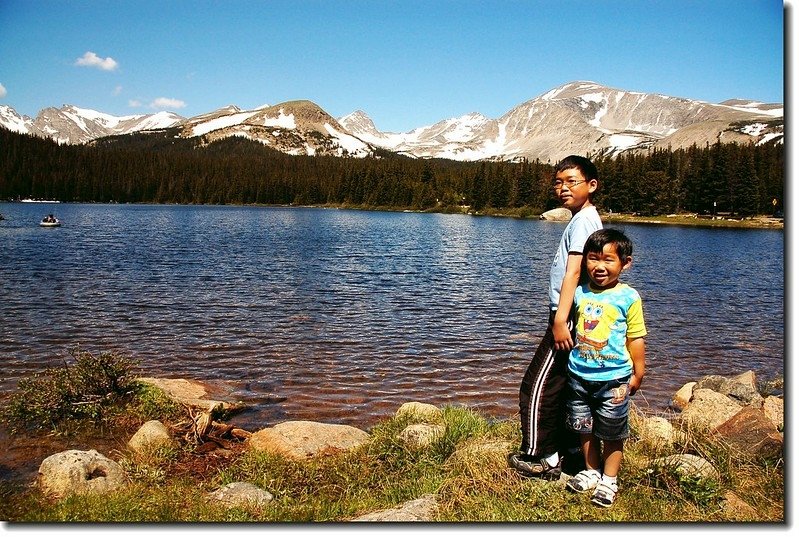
[518,313,572,458]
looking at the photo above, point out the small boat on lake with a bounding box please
[21,198,61,203]
[40,214,61,227]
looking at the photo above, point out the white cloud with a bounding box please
[0,83,7,98]
[150,97,186,110]
[75,51,119,71]
[128,99,143,108]
[113,85,123,96]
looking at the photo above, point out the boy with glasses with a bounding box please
[509,155,602,480]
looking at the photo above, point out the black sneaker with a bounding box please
[560,449,586,476]
[507,452,562,481]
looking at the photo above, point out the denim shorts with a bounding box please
[565,373,631,441]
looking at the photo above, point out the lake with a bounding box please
[0,202,785,430]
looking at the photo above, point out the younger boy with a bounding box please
[509,155,602,480]
[564,228,646,508]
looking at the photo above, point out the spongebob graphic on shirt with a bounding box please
[569,283,647,382]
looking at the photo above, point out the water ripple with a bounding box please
[0,203,784,429]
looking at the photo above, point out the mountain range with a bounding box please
[0,81,783,163]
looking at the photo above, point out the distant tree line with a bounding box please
[0,127,783,216]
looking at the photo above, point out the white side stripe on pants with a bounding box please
[526,345,556,456]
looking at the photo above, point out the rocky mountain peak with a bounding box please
[179,99,374,158]
[0,81,783,161]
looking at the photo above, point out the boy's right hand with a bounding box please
[552,320,573,351]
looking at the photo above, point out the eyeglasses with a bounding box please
[552,179,587,190]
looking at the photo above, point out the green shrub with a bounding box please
[2,348,135,433]
[124,382,183,423]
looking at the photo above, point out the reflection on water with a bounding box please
[0,203,784,429]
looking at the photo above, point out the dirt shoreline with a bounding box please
[601,214,784,230]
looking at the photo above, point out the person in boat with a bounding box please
[44,214,56,223]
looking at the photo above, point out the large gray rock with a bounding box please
[763,396,784,431]
[396,402,443,423]
[713,406,783,460]
[539,208,572,221]
[637,416,685,448]
[353,494,438,521]
[248,421,370,460]
[670,382,696,411]
[650,453,720,482]
[206,482,273,509]
[128,420,177,454]
[694,372,763,406]
[679,388,742,430]
[398,424,446,448]
[137,377,243,413]
[38,449,127,498]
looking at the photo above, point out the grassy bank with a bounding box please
[302,203,785,230]
[603,213,784,230]
[0,356,784,522]
[0,403,784,523]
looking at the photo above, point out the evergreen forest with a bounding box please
[0,127,784,217]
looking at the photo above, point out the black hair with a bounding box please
[554,155,598,182]
[583,228,633,259]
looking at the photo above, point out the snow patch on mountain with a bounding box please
[262,109,297,129]
[323,123,370,157]
[191,111,259,137]
[0,105,32,133]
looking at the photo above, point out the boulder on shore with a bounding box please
[694,372,763,406]
[396,402,444,423]
[38,449,127,499]
[128,420,177,454]
[670,382,696,411]
[399,424,446,448]
[651,453,720,482]
[670,369,784,460]
[763,396,784,431]
[352,494,438,522]
[678,388,742,430]
[713,406,783,460]
[206,481,274,509]
[539,208,572,221]
[137,377,244,413]
[248,420,370,460]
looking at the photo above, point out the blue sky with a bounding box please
[0,0,785,133]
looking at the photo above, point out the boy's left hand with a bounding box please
[628,375,643,395]
[552,320,573,350]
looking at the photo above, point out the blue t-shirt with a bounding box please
[568,282,647,381]
[548,206,602,310]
